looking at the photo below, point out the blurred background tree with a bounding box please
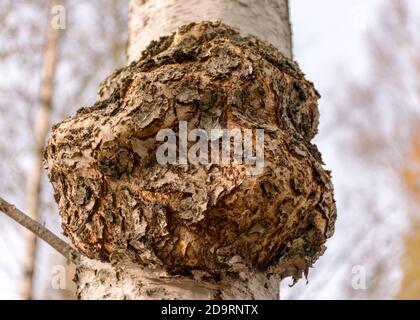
[0,0,128,299]
[332,0,420,299]
[281,0,419,299]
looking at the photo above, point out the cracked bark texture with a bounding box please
[44,16,336,301]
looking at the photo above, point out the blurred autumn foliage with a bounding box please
[403,134,420,203]
[336,0,419,298]
[400,132,420,299]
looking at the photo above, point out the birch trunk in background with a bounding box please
[22,0,62,300]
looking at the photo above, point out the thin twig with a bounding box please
[0,196,80,264]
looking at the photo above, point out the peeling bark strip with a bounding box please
[44,22,336,299]
[128,0,293,62]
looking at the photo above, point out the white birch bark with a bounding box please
[77,257,280,300]
[128,0,292,62]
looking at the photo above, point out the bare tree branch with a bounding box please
[0,196,79,264]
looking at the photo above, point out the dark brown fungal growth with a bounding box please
[44,21,336,284]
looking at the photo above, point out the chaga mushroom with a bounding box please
[44,21,336,284]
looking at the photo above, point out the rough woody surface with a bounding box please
[44,22,336,298]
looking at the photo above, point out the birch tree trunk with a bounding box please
[44,0,336,300]
[22,0,62,300]
[127,0,292,62]
[78,0,292,300]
